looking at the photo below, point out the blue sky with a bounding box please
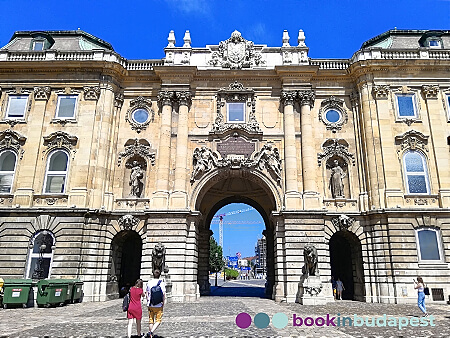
[0,0,449,59]
[210,203,264,258]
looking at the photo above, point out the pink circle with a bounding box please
[236,312,252,329]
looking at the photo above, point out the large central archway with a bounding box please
[193,170,281,298]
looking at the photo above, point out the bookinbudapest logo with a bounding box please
[236,312,436,330]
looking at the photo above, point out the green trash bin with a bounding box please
[71,279,83,303]
[54,279,75,303]
[36,279,68,307]
[2,279,33,309]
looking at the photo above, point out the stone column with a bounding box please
[280,91,301,209]
[299,90,320,209]
[153,91,175,208]
[171,91,191,209]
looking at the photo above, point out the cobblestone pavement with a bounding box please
[0,281,449,338]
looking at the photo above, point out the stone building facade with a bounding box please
[0,29,449,304]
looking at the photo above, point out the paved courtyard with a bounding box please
[0,279,449,338]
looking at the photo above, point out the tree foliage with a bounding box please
[209,236,224,273]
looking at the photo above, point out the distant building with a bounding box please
[255,237,267,274]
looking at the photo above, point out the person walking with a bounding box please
[145,270,166,338]
[127,279,144,338]
[331,276,337,300]
[414,276,428,317]
[336,278,345,300]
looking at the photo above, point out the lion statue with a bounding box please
[302,244,319,277]
[152,242,168,273]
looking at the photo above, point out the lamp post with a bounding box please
[32,230,49,280]
[215,252,218,287]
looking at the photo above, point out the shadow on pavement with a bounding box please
[208,286,267,298]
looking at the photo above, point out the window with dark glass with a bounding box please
[56,96,77,118]
[0,150,17,193]
[227,102,245,122]
[27,230,55,279]
[396,94,417,118]
[417,229,441,261]
[403,151,429,194]
[44,151,69,193]
[6,96,28,119]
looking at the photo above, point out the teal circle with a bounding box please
[272,312,289,329]
[254,312,270,329]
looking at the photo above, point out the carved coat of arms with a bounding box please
[217,30,255,69]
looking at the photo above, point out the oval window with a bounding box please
[325,109,341,123]
[132,109,149,124]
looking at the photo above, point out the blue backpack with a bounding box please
[150,280,163,305]
[122,292,130,312]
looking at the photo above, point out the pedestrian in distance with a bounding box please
[414,276,429,317]
[127,279,144,338]
[336,277,345,300]
[331,276,337,300]
[145,269,166,338]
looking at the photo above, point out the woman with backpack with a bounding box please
[145,269,166,338]
[127,279,144,338]
[414,276,429,317]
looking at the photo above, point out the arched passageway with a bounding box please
[111,230,142,295]
[329,231,365,301]
[193,171,280,298]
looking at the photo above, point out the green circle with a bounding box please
[272,312,288,329]
[254,312,270,329]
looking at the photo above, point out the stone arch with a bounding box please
[192,168,280,298]
[324,216,366,301]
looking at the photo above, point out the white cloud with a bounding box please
[165,0,210,15]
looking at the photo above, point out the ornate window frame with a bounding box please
[211,81,261,137]
[125,96,154,133]
[318,96,348,132]
[42,131,78,159]
[1,89,32,126]
[392,87,421,125]
[43,149,70,194]
[52,89,81,125]
[415,228,445,264]
[0,129,26,160]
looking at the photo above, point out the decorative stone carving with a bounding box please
[43,131,78,156]
[372,85,390,99]
[114,92,124,108]
[211,82,261,136]
[33,86,51,101]
[175,91,192,107]
[0,129,26,159]
[254,143,282,183]
[331,214,356,231]
[280,91,296,106]
[329,159,346,198]
[157,91,176,107]
[302,244,319,277]
[317,139,355,167]
[318,96,347,132]
[117,139,156,167]
[282,50,292,64]
[118,214,139,230]
[83,86,100,101]
[152,242,169,273]
[298,90,316,108]
[128,161,145,198]
[349,91,359,108]
[304,284,323,296]
[421,85,439,99]
[125,96,154,133]
[190,142,282,184]
[215,30,255,69]
[395,130,429,155]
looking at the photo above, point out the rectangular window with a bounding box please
[417,229,442,261]
[0,174,14,193]
[6,96,28,119]
[227,102,245,122]
[396,94,417,118]
[32,41,44,51]
[56,96,77,118]
[429,40,440,48]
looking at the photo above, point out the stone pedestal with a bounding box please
[297,275,333,305]
[163,273,173,302]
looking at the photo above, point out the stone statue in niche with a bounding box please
[329,159,346,198]
[129,160,144,198]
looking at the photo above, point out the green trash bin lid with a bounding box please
[3,279,33,286]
